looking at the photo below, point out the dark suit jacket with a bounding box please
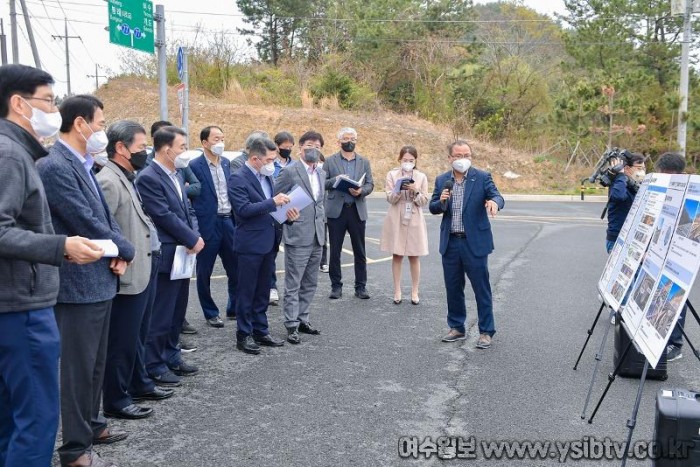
[36,140,135,304]
[229,165,277,255]
[136,162,200,273]
[429,167,505,257]
[146,147,201,199]
[189,154,232,240]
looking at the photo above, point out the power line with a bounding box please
[28,0,641,24]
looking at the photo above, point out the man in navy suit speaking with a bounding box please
[429,140,504,350]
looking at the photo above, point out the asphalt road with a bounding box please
[85,198,700,466]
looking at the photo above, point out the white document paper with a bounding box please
[271,186,314,224]
[170,245,196,280]
[90,239,119,258]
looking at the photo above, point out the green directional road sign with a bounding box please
[107,0,154,54]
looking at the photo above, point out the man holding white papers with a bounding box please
[229,137,299,354]
[324,127,374,300]
[37,95,135,467]
[275,147,326,344]
[136,126,203,385]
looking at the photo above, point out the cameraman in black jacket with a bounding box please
[606,152,646,253]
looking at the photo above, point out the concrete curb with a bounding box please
[367,192,607,202]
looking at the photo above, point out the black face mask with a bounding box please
[279,148,292,159]
[129,150,149,171]
[341,141,356,153]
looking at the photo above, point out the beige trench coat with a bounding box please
[380,168,429,256]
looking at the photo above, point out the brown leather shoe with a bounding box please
[93,427,128,445]
[476,334,492,349]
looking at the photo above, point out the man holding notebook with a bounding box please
[324,127,374,300]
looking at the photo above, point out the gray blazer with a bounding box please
[37,141,135,304]
[97,161,159,295]
[275,162,326,247]
[323,152,374,221]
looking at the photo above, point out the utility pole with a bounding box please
[52,18,80,95]
[87,64,108,90]
[677,0,692,158]
[155,4,167,121]
[18,0,40,68]
[1,19,7,65]
[9,0,18,63]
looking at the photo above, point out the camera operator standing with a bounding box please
[606,153,646,253]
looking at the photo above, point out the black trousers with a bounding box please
[55,300,112,465]
[327,203,367,290]
[103,254,160,411]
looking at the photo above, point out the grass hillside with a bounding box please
[97,77,591,193]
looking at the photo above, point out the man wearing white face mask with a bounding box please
[429,140,504,350]
[37,94,136,467]
[136,126,204,386]
[189,125,238,328]
[0,65,105,467]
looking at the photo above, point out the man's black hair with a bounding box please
[154,126,187,152]
[107,120,147,158]
[655,152,686,174]
[59,94,104,133]
[151,120,173,138]
[0,64,55,118]
[200,125,223,143]
[299,130,324,148]
[274,131,295,146]
[248,137,278,158]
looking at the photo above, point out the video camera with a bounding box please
[586,147,633,187]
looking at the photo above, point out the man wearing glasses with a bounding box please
[0,65,104,467]
[429,140,504,350]
[323,127,374,300]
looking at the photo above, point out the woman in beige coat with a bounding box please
[380,145,429,305]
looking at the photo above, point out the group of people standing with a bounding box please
[0,63,505,467]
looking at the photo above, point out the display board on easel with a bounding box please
[598,174,671,310]
[622,175,700,367]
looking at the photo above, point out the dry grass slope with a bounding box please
[97,77,590,193]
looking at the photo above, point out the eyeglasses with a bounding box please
[449,154,471,159]
[24,96,58,106]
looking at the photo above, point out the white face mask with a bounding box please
[94,152,109,166]
[211,142,225,157]
[21,98,62,138]
[317,162,324,170]
[401,162,415,172]
[167,148,190,169]
[79,120,108,154]
[260,161,275,177]
[452,158,472,174]
[632,170,646,183]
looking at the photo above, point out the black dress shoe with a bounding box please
[132,387,174,402]
[355,288,370,299]
[287,328,301,345]
[298,322,320,335]
[180,320,198,335]
[93,428,128,445]
[254,334,285,347]
[237,336,261,354]
[329,288,342,299]
[104,404,153,420]
[150,370,182,387]
[169,362,199,376]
